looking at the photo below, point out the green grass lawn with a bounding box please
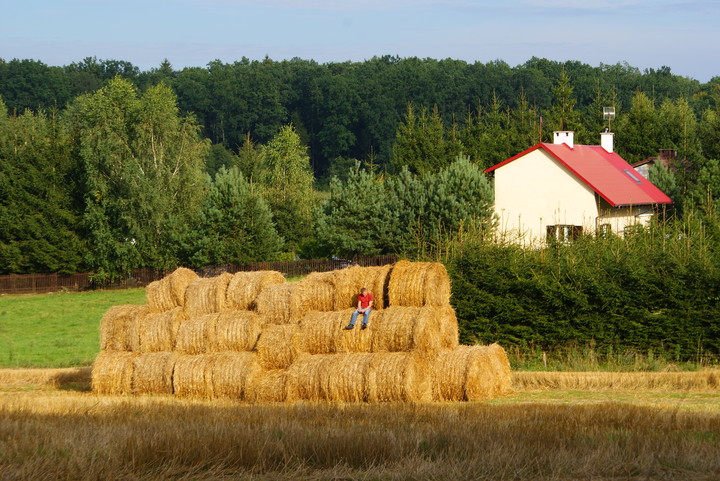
[0,289,146,368]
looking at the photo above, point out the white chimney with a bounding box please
[553,131,574,148]
[600,131,614,153]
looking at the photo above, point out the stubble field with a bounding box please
[1,368,719,481]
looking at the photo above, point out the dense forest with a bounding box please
[2,55,720,359]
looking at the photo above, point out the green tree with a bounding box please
[259,124,316,251]
[545,68,584,140]
[615,91,661,163]
[315,164,391,257]
[69,78,208,278]
[392,104,457,174]
[188,167,282,266]
[0,103,86,273]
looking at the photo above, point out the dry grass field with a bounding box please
[1,368,719,481]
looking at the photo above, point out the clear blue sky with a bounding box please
[2,0,718,82]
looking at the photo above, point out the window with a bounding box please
[546,225,582,244]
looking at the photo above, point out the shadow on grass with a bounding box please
[54,367,92,392]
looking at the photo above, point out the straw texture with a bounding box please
[146,267,198,312]
[138,307,186,352]
[99,304,149,351]
[388,260,451,307]
[226,271,285,310]
[184,272,233,318]
[91,351,135,395]
[132,351,178,395]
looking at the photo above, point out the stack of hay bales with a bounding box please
[93,262,511,402]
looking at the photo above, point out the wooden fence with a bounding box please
[0,255,399,295]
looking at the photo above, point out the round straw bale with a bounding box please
[212,310,262,352]
[485,343,513,397]
[333,264,392,310]
[176,314,218,355]
[254,283,294,325]
[100,304,149,351]
[388,260,451,307]
[293,271,337,312]
[433,344,512,402]
[226,271,285,310]
[146,267,198,312]
[370,306,456,353]
[431,348,471,402]
[287,353,375,402]
[297,310,372,354]
[91,351,135,395]
[211,351,260,399]
[132,351,178,395]
[173,354,216,398]
[367,352,431,402]
[184,272,233,318]
[138,307,186,352]
[255,324,301,370]
[246,369,288,403]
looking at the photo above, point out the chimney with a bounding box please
[600,131,614,153]
[553,131,574,148]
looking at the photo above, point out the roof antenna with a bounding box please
[603,106,616,132]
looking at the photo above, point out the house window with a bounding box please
[546,225,582,244]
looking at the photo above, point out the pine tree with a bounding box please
[260,124,316,251]
[188,167,282,266]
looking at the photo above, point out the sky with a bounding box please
[2,0,719,82]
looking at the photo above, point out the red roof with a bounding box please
[485,143,673,207]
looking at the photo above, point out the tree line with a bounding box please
[1,56,718,175]
[2,56,720,277]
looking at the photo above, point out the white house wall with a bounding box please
[493,149,599,245]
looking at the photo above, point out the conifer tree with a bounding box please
[259,124,316,251]
[188,167,282,266]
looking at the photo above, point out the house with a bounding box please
[485,131,673,245]
[632,149,677,179]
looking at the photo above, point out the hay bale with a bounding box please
[367,352,431,402]
[246,369,288,403]
[132,352,178,395]
[226,271,285,310]
[297,310,372,354]
[99,304,149,351]
[255,324,300,370]
[211,351,259,399]
[293,271,337,312]
[287,352,431,403]
[485,343,513,397]
[333,264,392,310]
[371,306,458,352]
[432,344,512,402]
[91,351,135,395]
[254,283,295,324]
[138,307,186,352]
[388,260,451,307]
[212,310,263,352]
[146,267,198,312]
[173,354,216,398]
[176,314,218,355]
[184,272,233,318]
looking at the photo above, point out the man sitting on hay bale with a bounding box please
[344,287,373,330]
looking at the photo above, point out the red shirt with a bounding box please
[358,292,374,309]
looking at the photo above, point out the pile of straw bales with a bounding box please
[93,262,511,402]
